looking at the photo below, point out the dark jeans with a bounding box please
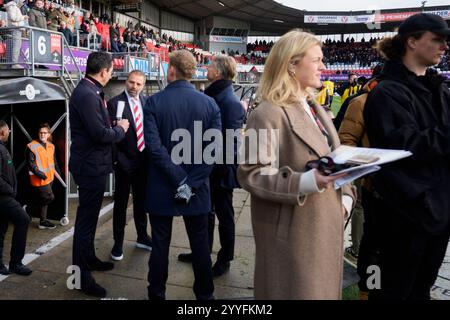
[357,188,382,292]
[369,199,450,300]
[148,214,214,300]
[208,185,235,264]
[113,165,149,250]
[28,184,55,221]
[0,196,30,266]
[72,174,107,285]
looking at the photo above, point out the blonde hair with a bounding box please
[257,29,321,106]
[169,50,197,80]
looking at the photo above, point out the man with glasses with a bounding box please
[25,123,61,230]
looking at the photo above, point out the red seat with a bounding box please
[0,42,6,57]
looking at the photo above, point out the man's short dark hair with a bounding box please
[86,52,113,76]
[128,70,146,81]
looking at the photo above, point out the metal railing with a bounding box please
[0,26,81,82]
[0,26,170,87]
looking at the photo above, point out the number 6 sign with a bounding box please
[32,30,62,64]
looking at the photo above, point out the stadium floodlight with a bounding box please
[218,1,225,6]
[274,19,284,23]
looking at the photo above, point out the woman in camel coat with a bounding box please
[237,30,356,300]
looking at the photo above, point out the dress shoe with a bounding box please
[212,261,230,277]
[79,281,107,298]
[9,263,32,276]
[177,253,193,263]
[0,263,10,275]
[136,237,152,251]
[89,260,114,271]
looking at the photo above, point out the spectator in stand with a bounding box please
[66,9,75,33]
[118,36,128,53]
[100,12,109,24]
[110,34,120,53]
[59,21,75,46]
[122,28,131,43]
[79,19,90,47]
[136,29,145,44]
[88,19,101,48]
[28,0,47,29]
[93,17,103,35]
[109,22,120,49]
[46,3,59,31]
[57,6,67,24]
[5,0,28,69]
[138,41,148,58]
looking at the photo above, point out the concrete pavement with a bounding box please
[1,188,448,300]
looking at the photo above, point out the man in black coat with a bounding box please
[178,55,245,277]
[0,121,32,276]
[69,52,129,297]
[364,13,450,300]
[107,70,152,261]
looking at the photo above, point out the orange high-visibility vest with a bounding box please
[27,140,55,187]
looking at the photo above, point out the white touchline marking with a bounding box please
[0,202,115,282]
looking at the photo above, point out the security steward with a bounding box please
[69,52,129,298]
[26,123,61,230]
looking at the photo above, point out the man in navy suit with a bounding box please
[107,70,152,261]
[69,52,129,298]
[143,50,221,300]
[178,55,245,277]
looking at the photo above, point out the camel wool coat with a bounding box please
[237,99,356,300]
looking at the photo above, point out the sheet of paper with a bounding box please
[329,145,412,165]
[328,145,412,176]
[334,165,381,189]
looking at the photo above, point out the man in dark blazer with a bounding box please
[144,50,221,300]
[107,70,152,261]
[69,52,129,298]
[178,55,245,277]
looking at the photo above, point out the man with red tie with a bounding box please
[107,70,152,262]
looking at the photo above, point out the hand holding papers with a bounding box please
[325,145,412,189]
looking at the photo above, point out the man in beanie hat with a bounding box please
[364,13,450,300]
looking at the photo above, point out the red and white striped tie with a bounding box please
[131,98,145,152]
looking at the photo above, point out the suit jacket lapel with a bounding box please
[282,102,330,157]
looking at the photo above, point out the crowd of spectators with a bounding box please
[322,38,380,67]
[1,1,448,72]
[239,38,450,72]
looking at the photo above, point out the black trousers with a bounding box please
[0,196,30,266]
[72,174,107,285]
[113,165,149,249]
[357,188,382,292]
[208,185,235,264]
[148,214,214,300]
[369,200,450,300]
[28,184,55,221]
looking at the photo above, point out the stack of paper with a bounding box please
[328,145,412,189]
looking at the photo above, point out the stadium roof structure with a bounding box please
[150,0,450,35]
